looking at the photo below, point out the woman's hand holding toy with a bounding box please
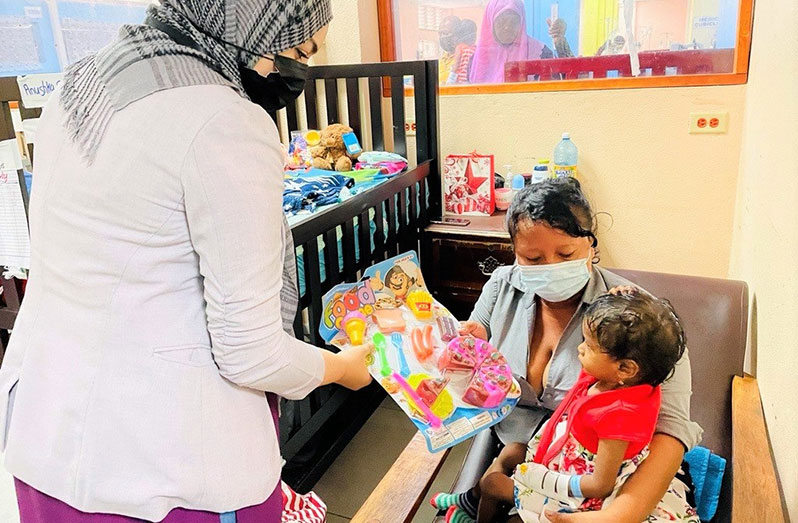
[322,343,374,390]
[459,320,488,341]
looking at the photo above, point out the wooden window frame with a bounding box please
[377,0,754,95]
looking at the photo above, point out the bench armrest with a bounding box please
[351,431,450,523]
[732,375,788,523]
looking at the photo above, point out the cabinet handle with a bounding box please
[477,256,503,276]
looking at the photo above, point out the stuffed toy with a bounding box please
[310,123,360,172]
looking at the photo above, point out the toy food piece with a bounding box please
[436,316,459,342]
[390,332,411,377]
[381,376,399,394]
[463,352,513,408]
[373,332,392,377]
[372,308,406,334]
[343,311,367,345]
[440,336,514,409]
[406,289,434,320]
[393,372,441,429]
[375,295,402,309]
[438,336,493,374]
[416,377,449,408]
[411,324,435,362]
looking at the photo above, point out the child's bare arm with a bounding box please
[577,439,629,499]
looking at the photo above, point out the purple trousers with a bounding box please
[15,394,283,523]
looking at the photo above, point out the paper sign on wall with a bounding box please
[0,140,30,269]
[16,73,64,109]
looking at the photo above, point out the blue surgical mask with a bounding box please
[517,258,591,302]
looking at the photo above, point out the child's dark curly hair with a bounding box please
[584,289,686,386]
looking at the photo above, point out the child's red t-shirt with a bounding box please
[533,370,661,465]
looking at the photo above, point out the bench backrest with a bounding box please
[613,269,748,522]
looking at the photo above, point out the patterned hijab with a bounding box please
[59,0,331,333]
[60,0,331,161]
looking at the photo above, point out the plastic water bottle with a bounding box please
[553,133,578,178]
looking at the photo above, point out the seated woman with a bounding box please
[462,289,697,522]
[433,178,702,523]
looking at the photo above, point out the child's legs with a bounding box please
[476,471,516,523]
[479,442,527,489]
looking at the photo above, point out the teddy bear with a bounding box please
[310,123,360,172]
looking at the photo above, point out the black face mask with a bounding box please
[145,15,308,112]
[240,54,308,112]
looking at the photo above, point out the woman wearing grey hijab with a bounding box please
[0,1,372,521]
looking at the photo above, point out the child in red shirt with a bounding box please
[436,288,698,523]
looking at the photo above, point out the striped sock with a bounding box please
[445,506,475,523]
[430,489,478,518]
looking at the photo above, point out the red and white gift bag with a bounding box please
[443,152,495,216]
[281,481,327,523]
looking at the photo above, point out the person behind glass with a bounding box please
[431,178,702,523]
[446,19,478,85]
[469,0,567,84]
[438,15,462,84]
[0,1,373,522]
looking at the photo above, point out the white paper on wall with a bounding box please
[0,139,30,270]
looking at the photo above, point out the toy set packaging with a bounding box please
[320,252,520,452]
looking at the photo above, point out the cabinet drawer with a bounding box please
[429,237,514,292]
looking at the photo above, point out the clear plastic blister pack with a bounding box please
[320,251,521,452]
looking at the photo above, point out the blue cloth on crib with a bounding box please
[684,446,726,521]
[283,174,354,215]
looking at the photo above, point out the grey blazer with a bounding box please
[470,265,703,447]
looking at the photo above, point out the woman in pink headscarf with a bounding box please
[469,0,552,84]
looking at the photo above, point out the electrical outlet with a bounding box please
[689,112,729,134]
[405,119,417,136]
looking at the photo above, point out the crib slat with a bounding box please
[374,201,385,262]
[418,177,428,226]
[390,76,406,157]
[325,78,339,124]
[303,240,324,348]
[324,228,342,288]
[398,189,409,253]
[341,220,358,282]
[358,210,371,269]
[410,183,419,244]
[386,195,398,258]
[368,77,384,151]
[346,78,362,139]
[413,63,429,164]
[286,99,299,134]
[305,79,318,130]
[293,308,304,341]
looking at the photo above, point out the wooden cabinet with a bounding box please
[422,214,515,320]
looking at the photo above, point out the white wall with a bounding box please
[729,0,798,518]
[438,86,745,278]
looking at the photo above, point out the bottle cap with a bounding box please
[562,132,570,139]
[538,158,550,164]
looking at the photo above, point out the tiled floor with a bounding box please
[313,398,470,523]
[0,400,471,523]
